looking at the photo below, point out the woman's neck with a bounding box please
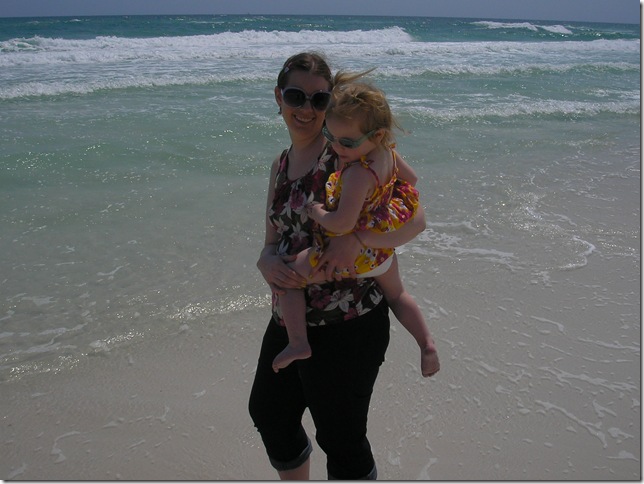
[288,132,326,168]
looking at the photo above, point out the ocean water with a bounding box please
[0,14,640,478]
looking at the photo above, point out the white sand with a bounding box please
[1,251,640,480]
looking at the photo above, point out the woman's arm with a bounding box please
[359,203,427,248]
[313,205,427,280]
[256,157,307,293]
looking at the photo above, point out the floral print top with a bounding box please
[268,143,384,326]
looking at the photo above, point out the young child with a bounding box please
[273,74,440,378]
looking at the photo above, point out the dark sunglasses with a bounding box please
[281,87,331,111]
[322,125,378,149]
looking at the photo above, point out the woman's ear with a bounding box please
[274,86,283,114]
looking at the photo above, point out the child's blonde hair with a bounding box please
[328,70,402,148]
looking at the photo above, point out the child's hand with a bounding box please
[306,202,326,222]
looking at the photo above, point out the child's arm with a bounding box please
[308,165,373,234]
[394,151,418,186]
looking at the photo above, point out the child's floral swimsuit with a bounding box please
[310,150,420,275]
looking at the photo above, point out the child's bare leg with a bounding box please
[273,287,311,372]
[272,248,327,372]
[376,255,440,377]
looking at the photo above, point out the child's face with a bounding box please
[323,117,378,163]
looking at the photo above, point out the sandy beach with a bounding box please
[1,244,639,480]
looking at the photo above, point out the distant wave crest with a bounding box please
[404,97,640,123]
[472,20,574,35]
[0,26,413,65]
[0,26,638,101]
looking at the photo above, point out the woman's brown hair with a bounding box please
[277,52,333,90]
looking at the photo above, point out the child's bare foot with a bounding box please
[272,343,312,372]
[421,345,440,377]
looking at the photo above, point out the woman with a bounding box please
[248,52,426,480]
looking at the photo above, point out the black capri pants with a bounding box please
[248,300,390,480]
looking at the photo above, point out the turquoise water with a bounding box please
[0,15,639,381]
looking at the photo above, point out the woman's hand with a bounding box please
[313,233,361,281]
[257,250,306,295]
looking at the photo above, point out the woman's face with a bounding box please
[275,70,331,140]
